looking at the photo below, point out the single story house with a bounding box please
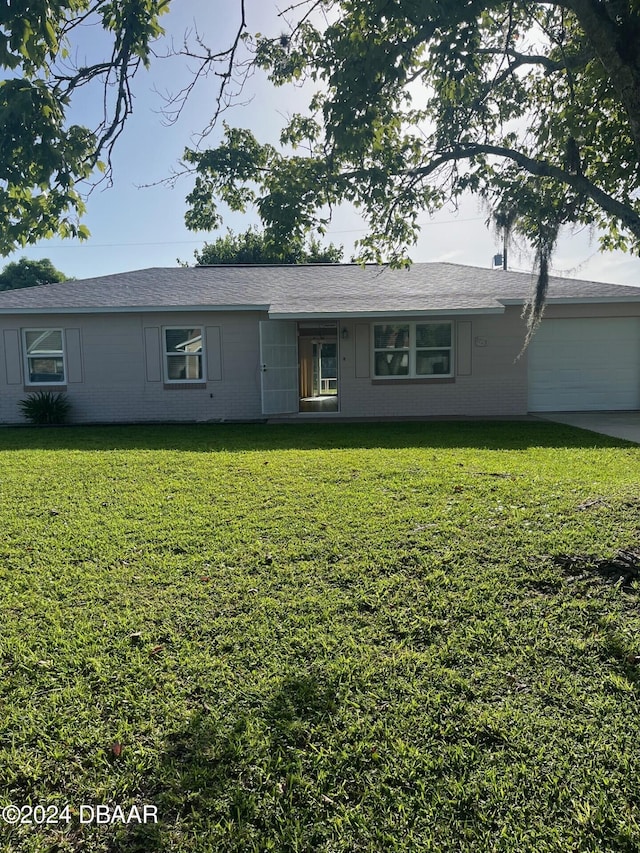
[0,262,639,424]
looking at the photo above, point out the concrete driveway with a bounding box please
[535,411,640,444]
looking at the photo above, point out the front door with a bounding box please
[259,320,299,415]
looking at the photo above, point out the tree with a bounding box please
[0,257,68,291]
[182,1,640,338]
[191,227,343,265]
[0,0,171,255]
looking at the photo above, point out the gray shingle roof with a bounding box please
[0,262,638,316]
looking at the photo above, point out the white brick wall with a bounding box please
[3,302,638,424]
[337,310,528,418]
[0,311,264,424]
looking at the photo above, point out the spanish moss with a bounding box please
[518,235,557,358]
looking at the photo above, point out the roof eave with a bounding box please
[499,296,640,306]
[0,303,271,315]
[269,307,505,320]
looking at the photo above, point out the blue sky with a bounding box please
[5,1,640,287]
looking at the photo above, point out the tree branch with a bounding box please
[338,141,640,241]
[564,0,640,160]
[476,44,592,76]
[417,143,640,239]
[161,0,248,138]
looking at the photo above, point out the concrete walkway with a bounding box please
[535,411,640,444]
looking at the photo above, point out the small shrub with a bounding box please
[18,390,71,425]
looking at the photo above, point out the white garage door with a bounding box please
[528,318,640,411]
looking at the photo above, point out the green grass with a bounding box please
[1,421,640,852]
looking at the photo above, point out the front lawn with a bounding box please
[1,422,639,852]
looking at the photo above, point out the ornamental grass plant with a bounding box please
[18,390,71,425]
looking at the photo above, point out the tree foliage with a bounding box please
[0,0,170,255]
[0,257,68,291]
[183,0,640,334]
[191,227,343,265]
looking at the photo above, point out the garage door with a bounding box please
[528,318,640,411]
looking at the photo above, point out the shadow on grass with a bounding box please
[0,419,634,453]
[113,672,341,853]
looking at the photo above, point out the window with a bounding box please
[415,323,452,376]
[373,322,453,378]
[374,324,410,376]
[23,329,65,384]
[164,327,204,382]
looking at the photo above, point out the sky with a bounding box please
[5,1,640,287]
